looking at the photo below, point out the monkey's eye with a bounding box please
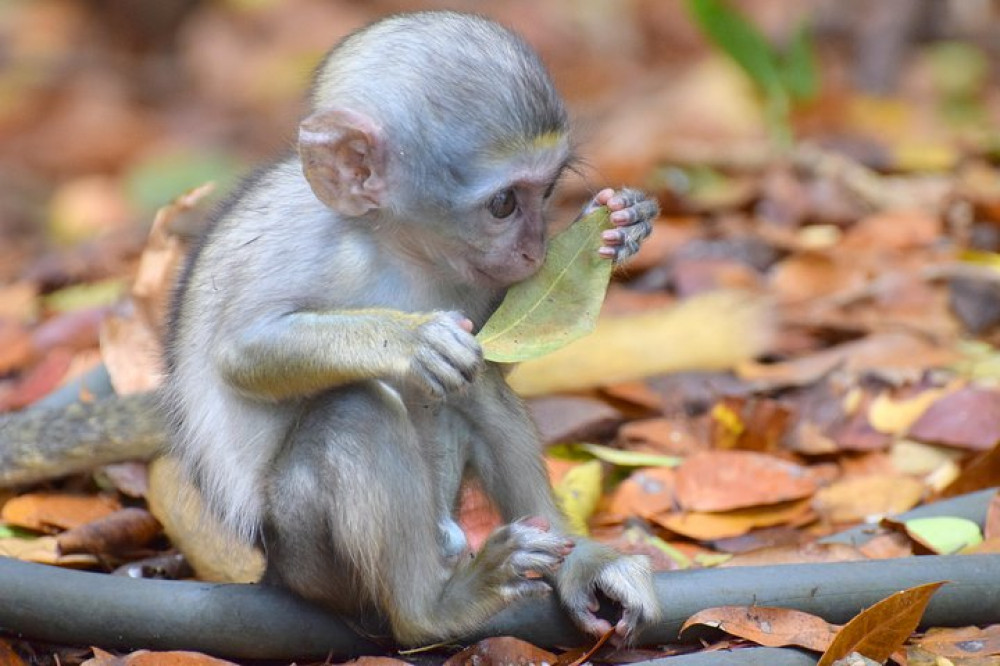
[487,189,517,219]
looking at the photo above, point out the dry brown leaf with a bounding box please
[937,444,1000,499]
[813,475,925,524]
[1,492,120,532]
[0,535,97,567]
[908,387,1000,451]
[655,499,813,541]
[841,210,941,251]
[674,451,818,512]
[738,332,960,388]
[0,347,75,411]
[722,542,866,567]
[443,636,557,666]
[526,395,623,446]
[339,658,413,666]
[616,418,705,457]
[83,648,237,666]
[0,320,35,376]
[857,532,913,560]
[681,606,839,652]
[986,492,1000,540]
[606,467,677,520]
[769,253,868,304]
[0,639,27,666]
[600,381,663,412]
[916,625,1000,659]
[710,397,792,452]
[100,305,165,396]
[56,507,162,556]
[0,282,39,322]
[817,581,946,666]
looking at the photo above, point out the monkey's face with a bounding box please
[446,144,571,289]
[462,182,549,287]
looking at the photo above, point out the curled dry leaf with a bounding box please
[681,605,840,652]
[817,581,946,666]
[83,647,237,666]
[442,636,556,666]
[56,507,162,556]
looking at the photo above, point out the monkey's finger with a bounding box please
[609,198,659,228]
[509,550,565,577]
[582,188,616,216]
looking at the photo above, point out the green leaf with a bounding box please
[686,0,784,99]
[477,207,613,362]
[904,516,983,554]
[0,524,36,539]
[578,443,682,468]
[780,20,819,101]
[553,460,603,536]
[43,278,127,312]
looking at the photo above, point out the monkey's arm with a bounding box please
[217,308,481,401]
[465,366,658,641]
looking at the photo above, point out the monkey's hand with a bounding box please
[557,540,659,644]
[588,188,658,263]
[473,517,574,601]
[407,311,483,398]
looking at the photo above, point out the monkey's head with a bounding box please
[299,11,573,289]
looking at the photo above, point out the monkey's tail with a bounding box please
[0,392,165,488]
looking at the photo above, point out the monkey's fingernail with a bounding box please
[601,230,620,242]
[608,196,625,209]
[597,247,616,259]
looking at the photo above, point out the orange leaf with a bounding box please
[655,499,812,541]
[1,493,121,532]
[681,605,839,652]
[817,581,946,666]
[0,638,26,666]
[674,451,817,512]
[916,625,1000,659]
[84,648,237,666]
[443,637,556,666]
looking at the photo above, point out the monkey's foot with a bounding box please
[589,188,658,263]
[560,553,658,643]
[479,517,574,600]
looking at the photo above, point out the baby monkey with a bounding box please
[165,11,659,644]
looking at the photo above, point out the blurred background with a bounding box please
[0,0,997,288]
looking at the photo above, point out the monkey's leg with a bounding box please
[260,382,570,644]
[466,367,659,641]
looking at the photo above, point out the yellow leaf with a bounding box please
[478,207,612,362]
[552,460,602,536]
[869,389,950,435]
[508,290,773,396]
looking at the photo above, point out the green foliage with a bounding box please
[124,150,240,215]
[686,0,819,146]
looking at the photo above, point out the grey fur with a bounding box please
[165,11,657,644]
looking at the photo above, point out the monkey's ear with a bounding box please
[299,108,387,216]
